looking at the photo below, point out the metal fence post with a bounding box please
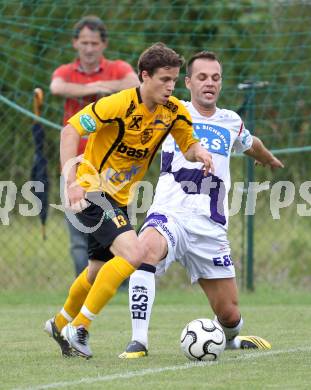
[238,80,269,291]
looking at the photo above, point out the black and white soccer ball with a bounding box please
[180,318,226,361]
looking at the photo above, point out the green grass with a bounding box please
[1,287,311,390]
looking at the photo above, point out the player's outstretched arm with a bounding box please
[244,136,284,169]
[183,142,215,175]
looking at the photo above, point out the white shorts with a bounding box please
[141,211,235,284]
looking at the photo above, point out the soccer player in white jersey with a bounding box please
[119,51,284,358]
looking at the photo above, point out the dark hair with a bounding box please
[73,15,107,41]
[186,51,222,77]
[137,42,184,82]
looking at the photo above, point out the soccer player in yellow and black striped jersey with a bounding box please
[45,42,214,358]
[71,84,200,205]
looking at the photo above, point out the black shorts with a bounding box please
[76,192,134,262]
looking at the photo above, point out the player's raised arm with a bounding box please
[244,136,284,169]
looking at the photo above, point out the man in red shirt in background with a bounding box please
[50,15,140,275]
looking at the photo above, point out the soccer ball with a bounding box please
[180,318,226,361]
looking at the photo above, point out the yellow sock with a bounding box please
[55,268,92,331]
[72,256,135,329]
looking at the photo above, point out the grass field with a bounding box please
[1,286,311,390]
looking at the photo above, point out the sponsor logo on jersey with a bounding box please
[79,114,96,133]
[105,165,141,184]
[117,142,149,158]
[141,128,153,144]
[129,115,143,130]
[175,123,231,156]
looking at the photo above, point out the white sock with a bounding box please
[214,316,244,350]
[129,267,155,349]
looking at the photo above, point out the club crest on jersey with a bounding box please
[129,115,143,130]
[79,114,96,133]
[141,128,153,144]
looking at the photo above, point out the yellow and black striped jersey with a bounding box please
[68,87,198,206]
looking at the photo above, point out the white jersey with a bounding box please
[148,102,253,230]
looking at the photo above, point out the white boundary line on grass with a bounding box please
[14,346,311,390]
